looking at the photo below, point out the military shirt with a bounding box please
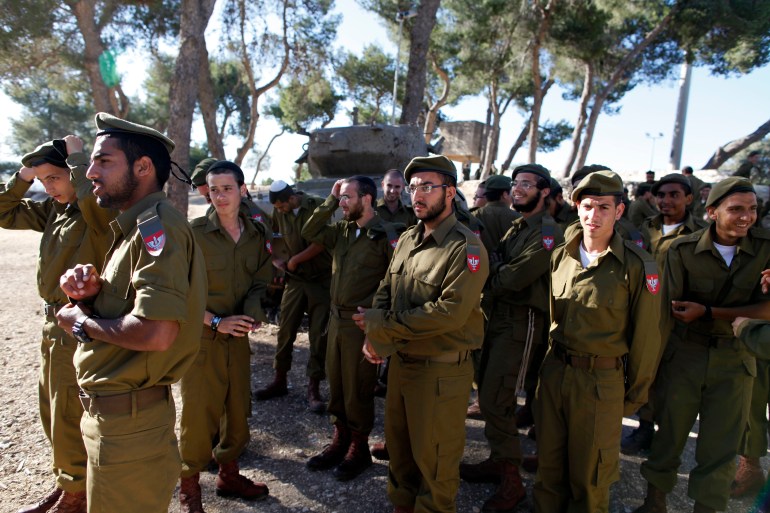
[471,201,521,253]
[375,198,417,227]
[550,228,662,412]
[272,192,331,281]
[628,197,658,228]
[736,319,770,360]
[302,195,404,310]
[641,211,708,272]
[364,213,489,357]
[0,154,116,303]
[488,210,563,314]
[553,201,572,229]
[75,192,207,393]
[191,210,272,323]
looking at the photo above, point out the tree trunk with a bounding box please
[502,118,531,172]
[164,0,217,214]
[197,43,226,159]
[563,61,593,177]
[398,0,441,126]
[480,82,500,180]
[251,130,285,186]
[423,53,450,143]
[702,118,770,169]
[527,0,556,164]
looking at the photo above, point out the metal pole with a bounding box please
[668,59,692,170]
[646,132,663,170]
[391,18,404,126]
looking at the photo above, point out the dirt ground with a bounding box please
[0,193,763,512]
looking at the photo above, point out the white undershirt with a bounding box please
[355,227,361,238]
[713,241,737,266]
[579,242,601,268]
[662,222,683,235]
[292,208,300,216]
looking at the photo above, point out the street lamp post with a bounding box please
[391,8,417,126]
[645,132,664,171]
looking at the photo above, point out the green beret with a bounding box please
[512,163,551,183]
[191,157,217,186]
[484,174,512,191]
[571,170,624,202]
[651,173,692,195]
[549,177,563,194]
[21,140,68,168]
[94,112,175,154]
[571,164,611,187]
[705,176,755,208]
[403,155,457,184]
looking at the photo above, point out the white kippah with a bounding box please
[270,179,289,192]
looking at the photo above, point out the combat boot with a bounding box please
[693,503,715,513]
[48,491,86,513]
[180,473,205,513]
[481,462,526,512]
[371,441,390,461]
[621,420,654,455]
[333,430,372,481]
[633,483,667,513]
[460,457,503,483]
[307,422,350,471]
[255,369,288,400]
[307,377,326,414]
[731,456,765,498]
[216,459,269,500]
[17,487,62,513]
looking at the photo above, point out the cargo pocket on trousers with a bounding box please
[594,447,619,487]
[97,424,172,467]
[495,374,519,414]
[435,436,465,481]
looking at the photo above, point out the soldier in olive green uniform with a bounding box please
[377,169,417,227]
[178,161,273,511]
[302,176,404,481]
[354,155,489,513]
[733,150,761,180]
[461,164,563,513]
[628,183,659,228]
[547,178,572,228]
[637,177,770,513]
[534,170,662,513]
[56,113,206,513]
[0,136,116,513]
[471,174,521,254]
[256,181,332,412]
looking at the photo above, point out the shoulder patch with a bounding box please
[624,240,659,295]
[456,222,483,273]
[542,219,556,251]
[137,206,165,257]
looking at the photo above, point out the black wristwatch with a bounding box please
[72,316,92,344]
[211,315,222,332]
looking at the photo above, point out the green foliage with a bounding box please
[336,45,396,123]
[126,53,175,132]
[538,120,574,152]
[266,73,340,133]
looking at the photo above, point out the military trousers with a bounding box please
[326,314,378,434]
[39,318,87,492]
[741,357,770,458]
[274,277,330,379]
[385,354,473,513]
[179,332,252,476]
[478,304,545,465]
[533,350,624,513]
[81,391,180,513]
[641,338,755,511]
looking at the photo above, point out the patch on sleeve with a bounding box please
[467,244,481,273]
[138,214,165,257]
[644,260,659,295]
[265,240,273,254]
[542,222,556,251]
[252,213,264,223]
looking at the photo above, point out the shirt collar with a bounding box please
[113,191,166,237]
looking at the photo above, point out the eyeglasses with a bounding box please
[511,180,537,191]
[339,194,362,202]
[407,184,448,195]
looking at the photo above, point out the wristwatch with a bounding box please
[72,316,92,344]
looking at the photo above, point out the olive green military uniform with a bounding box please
[179,210,272,476]
[641,225,770,511]
[454,199,484,238]
[628,197,658,229]
[302,195,403,433]
[553,201,572,230]
[376,197,417,227]
[534,228,661,513]
[363,213,489,513]
[477,210,563,466]
[471,201,521,254]
[734,160,760,180]
[76,192,206,513]
[0,156,115,495]
[272,192,332,379]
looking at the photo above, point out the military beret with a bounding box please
[403,155,457,184]
[269,179,294,204]
[651,173,692,195]
[646,170,655,176]
[94,112,175,154]
[512,163,551,183]
[571,170,624,202]
[636,183,653,195]
[549,177,563,195]
[705,176,755,208]
[484,174,512,191]
[191,157,217,186]
[21,140,68,168]
[571,164,611,187]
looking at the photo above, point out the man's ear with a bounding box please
[134,156,153,178]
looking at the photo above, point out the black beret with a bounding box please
[21,140,68,168]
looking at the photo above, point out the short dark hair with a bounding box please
[484,189,504,201]
[107,133,171,188]
[345,175,377,203]
[682,166,693,175]
[440,173,456,187]
[207,160,245,186]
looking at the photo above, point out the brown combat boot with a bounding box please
[460,457,503,484]
[255,369,288,400]
[633,483,668,513]
[307,422,351,471]
[180,473,205,513]
[17,487,62,513]
[371,441,390,461]
[481,462,526,512]
[48,491,86,513]
[693,503,716,513]
[731,456,765,498]
[333,430,373,481]
[216,459,269,500]
[307,377,326,414]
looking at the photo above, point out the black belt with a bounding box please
[43,302,63,317]
[552,344,622,370]
[397,351,470,365]
[685,332,737,350]
[330,305,358,320]
[79,386,169,415]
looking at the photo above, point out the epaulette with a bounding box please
[624,239,659,295]
[137,203,166,257]
[541,216,557,251]
[750,226,770,240]
[618,217,645,250]
[455,221,483,273]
